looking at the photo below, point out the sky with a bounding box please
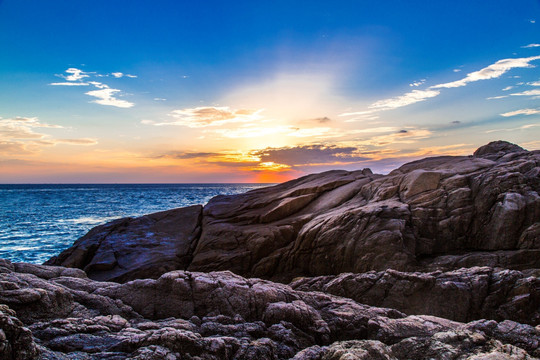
[0,0,539,183]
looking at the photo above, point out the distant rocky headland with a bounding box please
[1,140,539,359]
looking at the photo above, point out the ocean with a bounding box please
[0,183,270,264]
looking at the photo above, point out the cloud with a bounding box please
[54,138,98,145]
[528,81,540,86]
[211,125,291,138]
[0,116,96,155]
[49,82,89,86]
[51,68,136,108]
[357,129,432,146]
[153,98,167,101]
[369,89,440,110]
[157,151,221,160]
[522,44,540,48]
[502,86,514,91]
[486,124,540,133]
[500,108,540,117]
[147,107,264,128]
[453,69,462,73]
[85,89,134,108]
[63,68,89,82]
[88,81,109,89]
[409,79,426,87]
[253,145,370,166]
[431,56,540,89]
[111,72,137,78]
[509,89,540,97]
[486,95,509,100]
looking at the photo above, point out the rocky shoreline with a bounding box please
[1,140,539,359]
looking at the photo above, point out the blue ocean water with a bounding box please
[0,184,269,264]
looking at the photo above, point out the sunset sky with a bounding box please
[1,0,539,183]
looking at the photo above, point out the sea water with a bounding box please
[0,183,269,264]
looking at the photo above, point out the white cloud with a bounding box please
[453,69,462,73]
[148,107,264,127]
[409,79,426,87]
[487,95,509,100]
[431,56,540,89]
[486,124,540,133]
[111,72,137,78]
[510,89,540,97]
[502,86,514,91]
[85,89,135,108]
[500,108,540,117]
[88,81,109,89]
[522,44,540,48]
[64,68,89,81]
[369,89,440,110]
[49,82,89,86]
[153,98,167,101]
[528,81,540,86]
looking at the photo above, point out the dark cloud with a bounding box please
[253,145,370,166]
[314,116,331,123]
[451,120,461,124]
[156,151,221,159]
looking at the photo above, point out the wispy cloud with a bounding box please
[111,72,137,78]
[509,89,540,97]
[486,124,540,133]
[63,68,89,82]
[357,129,432,146]
[85,89,135,108]
[369,89,440,110]
[502,86,514,91]
[0,116,97,155]
[409,79,426,87]
[528,81,540,86]
[341,55,540,119]
[49,82,89,86]
[522,44,540,48]
[145,107,264,127]
[51,68,136,108]
[431,56,540,89]
[500,108,540,117]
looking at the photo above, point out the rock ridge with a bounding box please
[48,140,540,283]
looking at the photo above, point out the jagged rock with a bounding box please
[45,206,202,282]
[0,259,538,359]
[0,304,40,360]
[48,141,540,283]
[290,267,540,325]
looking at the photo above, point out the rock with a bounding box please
[0,259,539,359]
[291,267,540,325]
[49,141,540,283]
[0,304,40,359]
[46,206,202,282]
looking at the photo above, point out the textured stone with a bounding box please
[47,206,202,282]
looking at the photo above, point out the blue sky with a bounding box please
[0,0,539,182]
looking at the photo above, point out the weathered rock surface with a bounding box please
[49,141,540,283]
[45,205,202,282]
[290,266,540,325]
[0,259,539,359]
[5,140,537,358]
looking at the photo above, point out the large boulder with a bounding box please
[46,205,202,282]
